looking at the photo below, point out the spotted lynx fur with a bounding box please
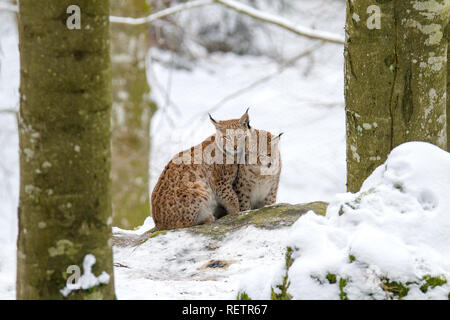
[234,130,282,211]
[152,110,251,230]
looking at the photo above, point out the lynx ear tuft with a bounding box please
[240,108,250,128]
[273,132,283,144]
[209,113,221,128]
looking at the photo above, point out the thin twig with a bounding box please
[205,41,325,116]
[146,54,181,115]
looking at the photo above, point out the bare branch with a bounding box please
[113,0,345,44]
[215,0,344,45]
[0,108,17,114]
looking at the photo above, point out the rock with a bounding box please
[112,202,328,247]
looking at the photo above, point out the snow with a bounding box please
[112,215,156,236]
[60,254,111,297]
[0,6,19,301]
[239,142,450,300]
[113,225,290,299]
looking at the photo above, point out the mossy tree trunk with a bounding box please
[17,0,115,299]
[345,1,449,192]
[110,0,156,229]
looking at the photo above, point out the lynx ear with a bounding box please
[272,132,283,144]
[240,108,250,128]
[209,113,221,129]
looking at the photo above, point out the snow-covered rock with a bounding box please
[112,202,327,299]
[239,142,450,300]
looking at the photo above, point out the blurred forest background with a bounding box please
[0,0,346,231]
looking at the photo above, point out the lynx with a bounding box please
[151,110,252,230]
[234,130,282,211]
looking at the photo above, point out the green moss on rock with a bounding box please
[327,273,337,284]
[187,202,327,239]
[381,278,409,299]
[339,278,348,300]
[271,277,292,300]
[285,246,294,268]
[149,230,167,238]
[113,202,328,246]
[271,247,294,300]
[420,275,447,293]
[237,292,251,300]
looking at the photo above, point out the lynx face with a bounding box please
[246,130,282,175]
[209,109,251,163]
[233,129,282,211]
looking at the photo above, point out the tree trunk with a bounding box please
[16,0,115,299]
[110,0,156,229]
[345,1,449,192]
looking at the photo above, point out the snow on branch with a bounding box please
[0,108,17,114]
[111,0,345,45]
[215,0,344,45]
[0,0,344,45]
[111,0,344,45]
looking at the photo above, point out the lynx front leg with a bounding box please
[234,166,251,211]
[264,183,279,206]
[236,190,251,211]
[216,184,240,215]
